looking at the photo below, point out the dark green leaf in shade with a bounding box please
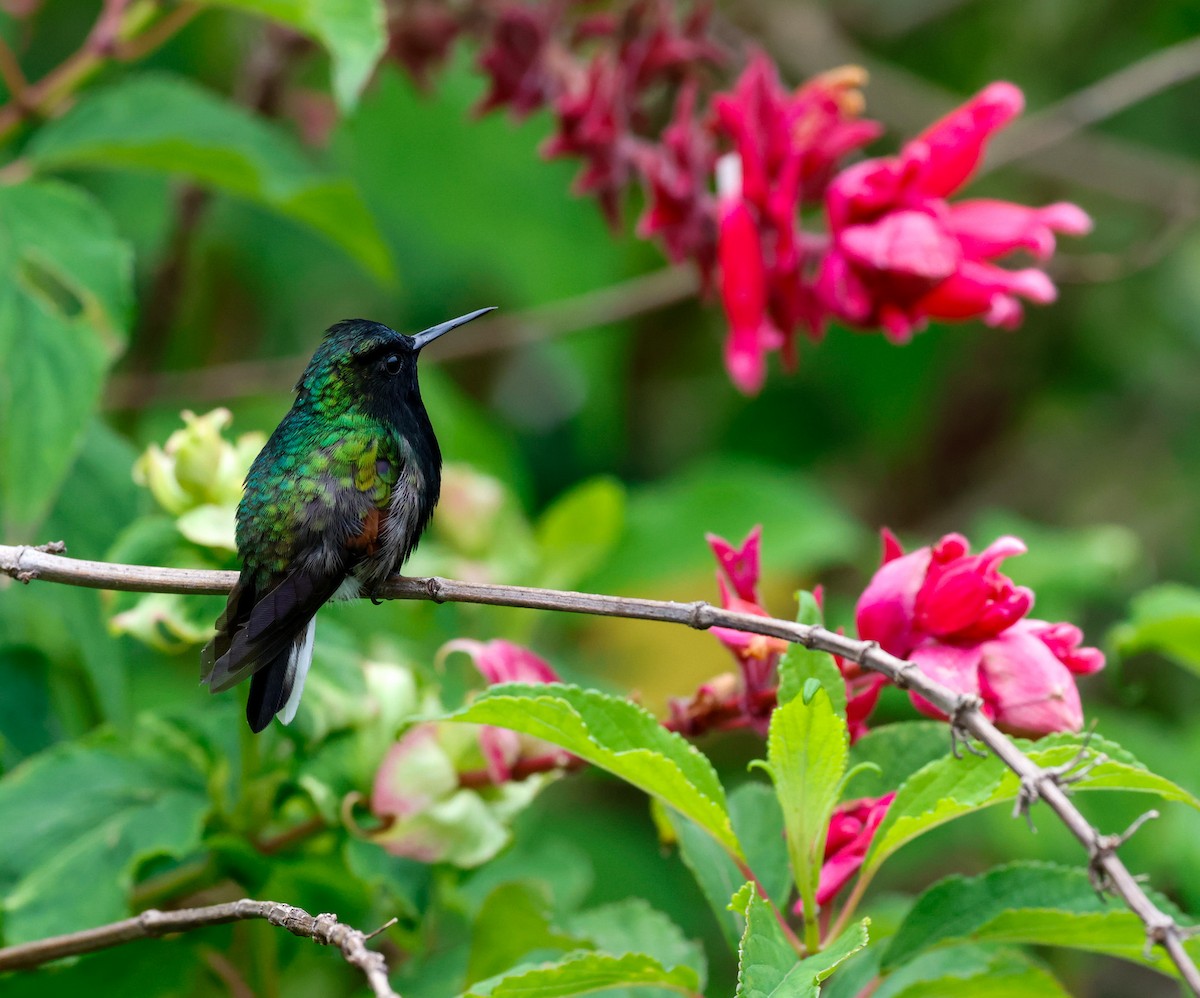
[466,882,583,986]
[0,182,131,539]
[0,646,58,769]
[445,683,740,857]
[844,722,952,800]
[535,476,626,589]
[730,781,793,910]
[565,898,708,989]
[883,861,1200,979]
[27,75,393,282]
[873,944,1070,998]
[659,806,745,951]
[200,0,387,110]
[0,737,209,944]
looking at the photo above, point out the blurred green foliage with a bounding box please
[1,1,1200,996]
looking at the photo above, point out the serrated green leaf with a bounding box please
[464,950,701,997]
[27,75,392,282]
[1113,583,1200,676]
[863,733,1200,882]
[0,737,209,944]
[535,476,625,589]
[730,782,792,908]
[0,181,131,538]
[883,861,1200,979]
[777,593,845,716]
[446,683,740,857]
[202,0,386,110]
[467,882,583,986]
[759,687,848,923]
[736,883,869,998]
[874,944,1070,998]
[566,899,707,989]
[845,722,951,800]
[662,810,744,951]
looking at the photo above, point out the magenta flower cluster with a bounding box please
[386,0,1091,394]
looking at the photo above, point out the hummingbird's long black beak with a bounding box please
[410,306,497,351]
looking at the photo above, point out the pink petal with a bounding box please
[855,546,934,657]
[443,638,560,685]
[908,82,1024,198]
[880,527,905,564]
[948,199,1092,261]
[706,526,762,602]
[979,629,1084,736]
[839,210,961,280]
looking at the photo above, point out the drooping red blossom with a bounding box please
[387,0,461,89]
[791,793,895,909]
[857,529,1104,736]
[476,2,560,117]
[441,638,566,783]
[634,83,717,275]
[817,82,1092,342]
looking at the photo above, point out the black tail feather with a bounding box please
[246,644,293,733]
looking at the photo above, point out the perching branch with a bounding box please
[0,897,400,996]
[2,542,1198,993]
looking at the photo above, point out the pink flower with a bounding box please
[707,526,787,703]
[475,3,557,117]
[441,639,563,783]
[793,793,894,909]
[858,529,1104,737]
[818,82,1091,342]
[856,530,1032,658]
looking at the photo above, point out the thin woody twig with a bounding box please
[102,265,698,410]
[0,898,401,996]
[2,543,1198,990]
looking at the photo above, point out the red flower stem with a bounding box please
[456,752,585,789]
[4,544,1198,994]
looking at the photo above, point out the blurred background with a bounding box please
[2,1,1200,995]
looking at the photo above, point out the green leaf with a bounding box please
[883,861,1200,979]
[660,808,745,951]
[863,733,1200,882]
[202,0,386,110]
[535,476,626,589]
[445,683,740,857]
[1113,583,1200,676]
[734,883,869,998]
[776,592,845,715]
[0,181,131,538]
[758,686,848,923]
[566,899,708,989]
[874,945,1070,998]
[0,646,58,770]
[845,722,951,800]
[730,782,792,909]
[27,75,392,282]
[467,882,582,986]
[0,737,209,944]
[464,951,701,997]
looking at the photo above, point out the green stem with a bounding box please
[826,869,873,945]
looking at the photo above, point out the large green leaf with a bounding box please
[844,722,951,800]
[660,808,744,951]
[874,945,1070,998]
[445,683,740,857]
[862,733,1200,882]
[1113,583,1200,677]
[730,782,792,909]
[27,75,392,282]
[883,862,1200,979]
[757,685,848,924]
[466,882,581,986]
[464,951,702,997]
[0,181,131,538]
[733,883,868,998]
[565,899,707,989]
[202,0,386,110]
[0,737,209,944]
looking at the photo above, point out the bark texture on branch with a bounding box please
[1,542,1197,993]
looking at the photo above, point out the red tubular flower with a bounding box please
[387,0,460,89]
[818,82,1091,341]
[857,529,1103,737]
[707,526,786,700]
[792,793,895,909]
[475,3,558,117]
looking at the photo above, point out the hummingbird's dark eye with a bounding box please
[383,354,402,375]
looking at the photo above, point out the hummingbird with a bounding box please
[201,307,495,732]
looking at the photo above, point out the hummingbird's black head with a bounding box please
[295,308,495,418]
